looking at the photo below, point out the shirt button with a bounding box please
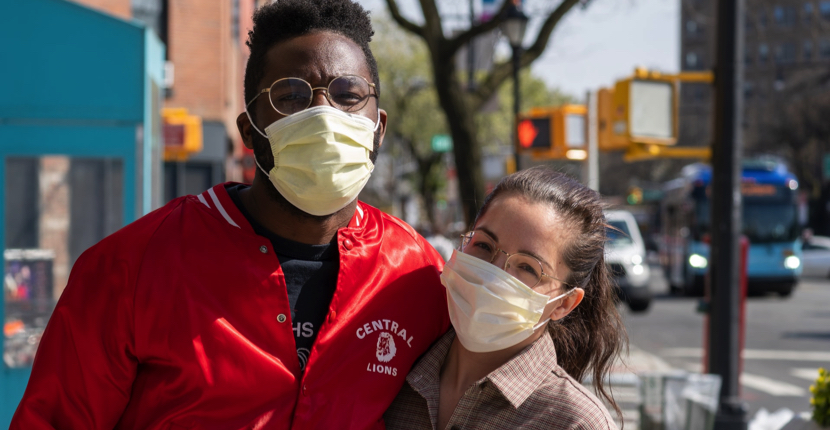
[276,314,287,323]
[259,245,268,253]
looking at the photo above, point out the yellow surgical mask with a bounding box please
[441,250,573,353]
[248,106,379,216]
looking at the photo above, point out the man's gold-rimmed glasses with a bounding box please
[460,230,566,288]
[246,75,378,117]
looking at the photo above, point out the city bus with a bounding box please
[661,159,802,296]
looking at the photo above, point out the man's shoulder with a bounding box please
[358,201,443,266]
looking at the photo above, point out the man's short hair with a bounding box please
[244,0,381,106]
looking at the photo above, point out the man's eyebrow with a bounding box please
[476,226,555,271]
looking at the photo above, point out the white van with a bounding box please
[605,210,652,312]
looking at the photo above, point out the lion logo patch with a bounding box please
[376,332,397,363]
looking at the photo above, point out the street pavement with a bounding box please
[596,265,830,429]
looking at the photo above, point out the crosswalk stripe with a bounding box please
[791,368,821,382]
[661,348,830,362]
[740,373,807,396]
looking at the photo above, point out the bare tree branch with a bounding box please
[471,0,582,108]
[384,0,424,38]
[444,1,512,57]
[417,0,446,44]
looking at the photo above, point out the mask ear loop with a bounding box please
[532,289,575,330]
[244,99,269,139]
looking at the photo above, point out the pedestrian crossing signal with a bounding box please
[517,118,551,150]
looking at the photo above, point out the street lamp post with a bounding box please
[501,3,528,172]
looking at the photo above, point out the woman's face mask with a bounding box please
[441,250,573,353]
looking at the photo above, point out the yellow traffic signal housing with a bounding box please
[162,108,203,161]
[517,105,587,160]
[597,88,629,151]
[609,68,679,146]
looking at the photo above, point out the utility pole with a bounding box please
[708,0,748,425]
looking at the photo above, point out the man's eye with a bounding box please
[332,92,364,105]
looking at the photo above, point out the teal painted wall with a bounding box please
[0,0,164,425]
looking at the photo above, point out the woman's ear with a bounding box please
[548,288,584,321]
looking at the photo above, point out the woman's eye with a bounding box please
[473,241,493,252]
[518,263,538,276]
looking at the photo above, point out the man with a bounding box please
[10,1,450,428]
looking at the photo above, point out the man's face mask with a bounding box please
[246,104,380,217]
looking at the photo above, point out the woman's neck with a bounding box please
[440,330,544,391]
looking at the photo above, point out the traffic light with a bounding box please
[600,68,679,149]
[516,105,586,160]
[162,108,203,161]
[627,186,643,205]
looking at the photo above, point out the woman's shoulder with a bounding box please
[530,367,620,430]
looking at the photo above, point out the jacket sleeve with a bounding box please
[9,240,138,429]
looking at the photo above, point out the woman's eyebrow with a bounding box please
[477,226,555,271]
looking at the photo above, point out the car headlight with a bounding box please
[689,254,708,269]
[784,255,800,270]
[630,255,643,265]
[632,264,645,275]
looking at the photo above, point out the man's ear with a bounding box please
[548,288,584,322]
[376,108,388,148]
[237,112,255,150]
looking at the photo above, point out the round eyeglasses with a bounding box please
[460,230,566,288]
[246,75,378,117]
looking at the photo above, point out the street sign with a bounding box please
[431,134,453,153]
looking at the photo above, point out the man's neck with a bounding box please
[238,176,355,245]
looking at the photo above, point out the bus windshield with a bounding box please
[693,199,799,243]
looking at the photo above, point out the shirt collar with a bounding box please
[405,328,560,410]
[487,330,560,409]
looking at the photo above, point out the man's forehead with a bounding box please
[261,31,371,86]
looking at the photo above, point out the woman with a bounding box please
[384,167,627,430]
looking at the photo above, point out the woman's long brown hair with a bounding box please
[474,166,628,422]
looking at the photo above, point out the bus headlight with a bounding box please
[689,254,708,269]
[632,264,645,275]
[630,255,643,265]
[784,255,800,270]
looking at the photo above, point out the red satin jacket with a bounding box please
[10,183,450,430]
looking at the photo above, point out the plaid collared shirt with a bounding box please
[384,329,618,430]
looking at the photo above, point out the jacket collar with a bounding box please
[196,183,368,235]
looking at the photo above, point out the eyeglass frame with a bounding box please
[245,75,379,117]
[459,231,569,289]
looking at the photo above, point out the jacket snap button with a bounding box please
[343,239,354,250]
[328,311,337,323]
[259,245,268,254]
[276,314,287,323]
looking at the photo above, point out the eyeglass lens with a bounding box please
[268,76,374,116]
[462,231,544,287]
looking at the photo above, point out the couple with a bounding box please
[11,0,626,429]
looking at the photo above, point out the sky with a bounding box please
[357,0,679,100]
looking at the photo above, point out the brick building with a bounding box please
[73,0,261,200]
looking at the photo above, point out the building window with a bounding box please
[820,39,830,58]
[775,42,797,63]
[686,20,699,35]
[686,52,700,69]
[820,0,830,18]
[804,40,814,60]
[745,47,753,65]
[805,2,815,22]
[759,44,769,63]
[744,82,754,98]
[774,6,797,25]
[759,10,768,26]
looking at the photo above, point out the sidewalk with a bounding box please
[583,345,678,429]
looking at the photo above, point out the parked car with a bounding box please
[605,210,652,312]
[802,235,830,278]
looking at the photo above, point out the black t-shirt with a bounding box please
[226,184,339,371]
